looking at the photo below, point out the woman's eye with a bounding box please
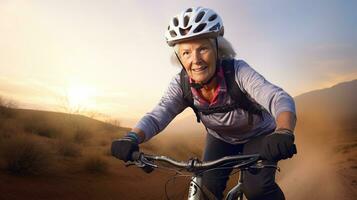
[182,52,190,56]
[200,47,208,53]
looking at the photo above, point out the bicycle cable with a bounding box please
[164,173,192,200]
[162,160,250,200]
[161,168,218,200]
[150,163,192,200]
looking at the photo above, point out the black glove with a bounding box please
[261,129,297,161]
[111,133,139,162]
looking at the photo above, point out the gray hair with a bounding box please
[170,36,237,66]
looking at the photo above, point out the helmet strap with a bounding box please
[174,51,186,70]
[215,37,219,60]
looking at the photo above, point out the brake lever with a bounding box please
[140,156,158,168]
[125,157,158,169]
[125,161,137,167]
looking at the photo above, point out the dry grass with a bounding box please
[83,155,109,174]
[0,118,23,142]
[0,135,53,175]
[0,106,16,118]
[0,105,126,179]
[72,126,92,144]
[56,139,82,157]
[0,96,18,118]
[23,120,62,138]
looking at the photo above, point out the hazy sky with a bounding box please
[1,0,356,126]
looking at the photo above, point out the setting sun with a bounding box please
[66,85,96,110]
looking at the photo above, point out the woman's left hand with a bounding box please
[260,129,297,161]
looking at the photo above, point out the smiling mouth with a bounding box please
[192,66,208,72]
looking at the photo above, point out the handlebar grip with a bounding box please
[131,151,142,161]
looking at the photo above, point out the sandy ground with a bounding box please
[278,122,357,200]
[0,112,356,200]
[1,130,356,200]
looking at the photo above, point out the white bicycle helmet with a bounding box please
[165,7,224,47]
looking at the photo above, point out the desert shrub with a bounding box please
[73,127,92,144]
[1,135,53,175]
[0,118,23,141]
[104,147,112,157]
[0,106,15,118]
[101,119,124,134]
[84,155,109,174]
[56,140,81,157]
[0,96,17,118]
[105,118,121,127]
[99,139,109,146]
[36,127,58,138]
[24,121,62,138]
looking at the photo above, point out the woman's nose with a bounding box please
[192,51,202,64]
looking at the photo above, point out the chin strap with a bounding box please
[190,76,214,90]
[189,60,220,90]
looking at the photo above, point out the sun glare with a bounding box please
[66,85,96,110]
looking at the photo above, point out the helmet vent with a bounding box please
[170,30,177,37]
[193,23,206,33]
[173,18,179,27]
[165,7,224,46]
[179,26,191,36]
[209,23,220,31]
[195,11,205,23]
[184,15,190,27]
[208,14,217,21]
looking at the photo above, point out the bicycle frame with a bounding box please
[187,171,244,200]
[225,170,244,200]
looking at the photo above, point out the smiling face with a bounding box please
[177,38,217,84]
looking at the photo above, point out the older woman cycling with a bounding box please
[112,7,297,200]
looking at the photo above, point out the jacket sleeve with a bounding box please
[134,74,187,141]
[235,60,296,119]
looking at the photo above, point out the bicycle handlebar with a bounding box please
[130,151,265,173]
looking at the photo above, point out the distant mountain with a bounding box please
[0,107,129,137]
[294,79,357,127]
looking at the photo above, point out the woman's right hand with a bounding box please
[111,133,139,162]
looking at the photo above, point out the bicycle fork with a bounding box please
[188,176,202,200]
[225,170,244,200]
[187,171,245,200]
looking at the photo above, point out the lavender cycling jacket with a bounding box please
[135,59,296,144]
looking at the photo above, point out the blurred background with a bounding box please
[0,0,356,199]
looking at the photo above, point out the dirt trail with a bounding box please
[278,124,357,200]
[1,112,356,199]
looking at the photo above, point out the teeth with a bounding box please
[193,66,207,72]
